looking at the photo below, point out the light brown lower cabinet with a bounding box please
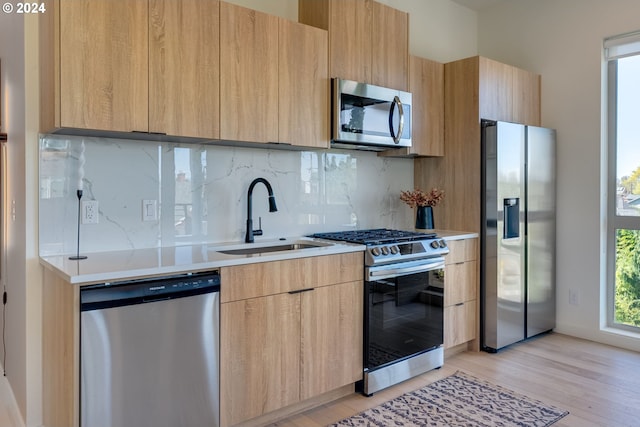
[443,238,478,350]
[220,253,363,427]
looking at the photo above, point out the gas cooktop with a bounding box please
[309,228,437,245]
[310,229,447,266]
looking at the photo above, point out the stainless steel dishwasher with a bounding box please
[80,270,220,427]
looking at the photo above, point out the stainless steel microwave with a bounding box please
[332,78,412,151]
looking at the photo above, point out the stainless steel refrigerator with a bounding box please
[480,120,556,352]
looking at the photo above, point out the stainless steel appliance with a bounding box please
[332,79,412,151]
[80,270,221,427]
[310,229,448,395]
[481,120,556,352]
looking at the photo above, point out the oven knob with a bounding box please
[439,239,447,248]
[371,247,381,257]
[430,241,440,249]
[390,245,399,255]
[381,246,389,255]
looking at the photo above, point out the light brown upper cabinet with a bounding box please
[278,19,330,148]
[149,0,220,139]
[58,0,149,132]
[380,55,444,158]
[220,2,329,148]
[219,2,279,144]
[299,0,409,91]
[56,0,220,137]
[414,56,541,233]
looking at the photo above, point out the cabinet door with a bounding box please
[411,56,444,156]
[444,301,476,348]
[371,1,409,91]
[512,67,541,126]
[445,260,478,306]
[220,2,279,143]
[479,57,512,122]
[59,0,148,132]
[300,281,363,400]
[445,238,478,265]
[328,0,372,82]
[279,20,330,148]
[149,0,220,138]
[220,294,300,426]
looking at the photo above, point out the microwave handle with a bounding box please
[388,95,405,144]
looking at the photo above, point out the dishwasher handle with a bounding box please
[81,270,220,311]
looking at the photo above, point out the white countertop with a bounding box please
[431,229,479,240]
[40,236,366,285]
[40,230,477,285]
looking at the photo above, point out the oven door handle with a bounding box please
[367,259,445,281]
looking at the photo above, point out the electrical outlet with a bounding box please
[81,200,99,224]
[569,288,580,306]
[142,199,158,221]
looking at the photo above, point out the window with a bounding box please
[606,32,640,331]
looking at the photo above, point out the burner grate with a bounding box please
[310,228,437,245]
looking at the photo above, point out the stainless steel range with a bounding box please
[310,229,449,395]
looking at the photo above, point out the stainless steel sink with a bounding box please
[216,241,331,256]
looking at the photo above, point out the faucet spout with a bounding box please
[245,178,278,243]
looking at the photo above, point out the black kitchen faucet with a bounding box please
[245,178,278,243]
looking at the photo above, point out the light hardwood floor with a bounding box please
[0,333,637,426]
[270,333,640,427]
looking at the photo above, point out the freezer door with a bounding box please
[526,125,556,337]
[482,121,526,351]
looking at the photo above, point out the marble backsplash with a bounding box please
[39,135,415,256]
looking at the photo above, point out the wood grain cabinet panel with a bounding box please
[149,0,220,138]
[444,301,476,348]
[443,237,478,350]
[220,2,279,143]
[299,0,408,91]
[278,20,330,148]
[59,0,148,132]
[371,1,408,91]
[220,252,364,425]
[379,55,444,158]
[220,293,301,427]
[512,66,541,126]
[300,281,363,399]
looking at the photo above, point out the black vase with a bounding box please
[415,206,434,229]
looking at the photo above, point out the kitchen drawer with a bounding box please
[445,238,478,264]
[221,252,363,302]
[444,300,476,348]
[444,260,477,306]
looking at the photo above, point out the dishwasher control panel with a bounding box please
[81,270,220,311]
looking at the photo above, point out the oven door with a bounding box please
[364,258,444,372]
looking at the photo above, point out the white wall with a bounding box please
[0,11,41,426]
[477,0,640,351]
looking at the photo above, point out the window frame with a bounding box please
[606,45,640,333]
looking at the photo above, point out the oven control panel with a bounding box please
[365,239,448,266]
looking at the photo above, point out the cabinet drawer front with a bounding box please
[444,301,476,348]
[445,238,478,264]
[221,252,363,302]
[444,260,477,306]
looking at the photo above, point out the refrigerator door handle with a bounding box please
[503,198,520,239]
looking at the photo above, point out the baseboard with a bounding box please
[554,324,640,352]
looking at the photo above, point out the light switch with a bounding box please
[142,200,158,222]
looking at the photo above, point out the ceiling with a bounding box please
[449,0,504,11]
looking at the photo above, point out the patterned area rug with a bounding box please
[331,371,569,427]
